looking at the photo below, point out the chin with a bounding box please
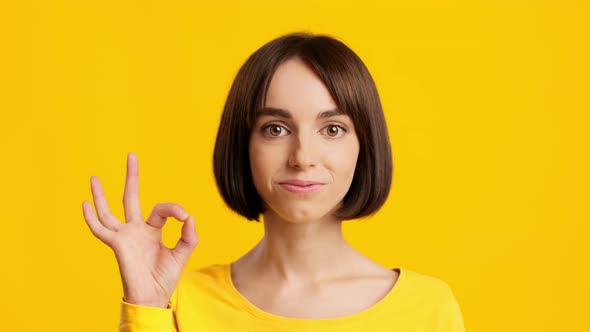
[268,203,335,224]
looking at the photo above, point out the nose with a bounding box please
[287,133,317,169]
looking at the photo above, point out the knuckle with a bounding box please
[95,211,105,221]
[87,223,100,236]
[171,204,185,215]
[151,203,164,214]
[97,211,110,222]
[158,202,184,215]
[92,228,101,238]
[154,202,168,210]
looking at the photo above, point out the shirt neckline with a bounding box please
[223,262,406,325]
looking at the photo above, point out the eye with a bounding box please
[260,123,347,138]
[262,124,289,137]
[322,125,347,138]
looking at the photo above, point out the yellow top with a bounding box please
[119,263,465,331]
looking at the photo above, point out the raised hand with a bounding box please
[82,152,199,308]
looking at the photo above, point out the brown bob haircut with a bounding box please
[213,32,392,222]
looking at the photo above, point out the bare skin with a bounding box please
[82,152,199,308]
[231,240,399,319]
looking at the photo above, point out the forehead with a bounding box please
[263,57,337,118]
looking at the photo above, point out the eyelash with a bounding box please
[261,123,348,138]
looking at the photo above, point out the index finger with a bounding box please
[123,152,143,223]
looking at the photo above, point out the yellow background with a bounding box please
[1,0,588,331]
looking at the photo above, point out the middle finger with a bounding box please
[123,152,144,223]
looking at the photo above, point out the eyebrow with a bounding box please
[256,107,345,120]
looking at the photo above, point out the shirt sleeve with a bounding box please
[437,284,466,332]
[118,298,178,332]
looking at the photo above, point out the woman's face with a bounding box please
[249,57,360,223]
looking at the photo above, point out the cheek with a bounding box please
[249,142,281,187]
[249,145,264,184]
[323,141,359,172]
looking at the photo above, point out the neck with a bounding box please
[244,210,364,286]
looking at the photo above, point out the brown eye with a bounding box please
[325,125,343,137]
[265,124,285,137]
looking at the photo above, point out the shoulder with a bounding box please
[178,263,228,290]
[400,268,465,329]
[406,271,465,332]
[403,269,454,296]
[170,263,235,309]
[399,268,461,309]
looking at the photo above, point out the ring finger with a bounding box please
[90,176,121,232]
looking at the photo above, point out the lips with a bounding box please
[279,179,324,186]
[278,179,326,194]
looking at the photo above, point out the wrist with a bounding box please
[123,296,169,309]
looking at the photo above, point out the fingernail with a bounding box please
[181,210,190,220]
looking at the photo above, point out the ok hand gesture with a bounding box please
[82,152,199,308]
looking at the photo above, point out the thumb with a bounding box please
[171,215,199,265]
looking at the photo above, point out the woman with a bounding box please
[83,32,465,331]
